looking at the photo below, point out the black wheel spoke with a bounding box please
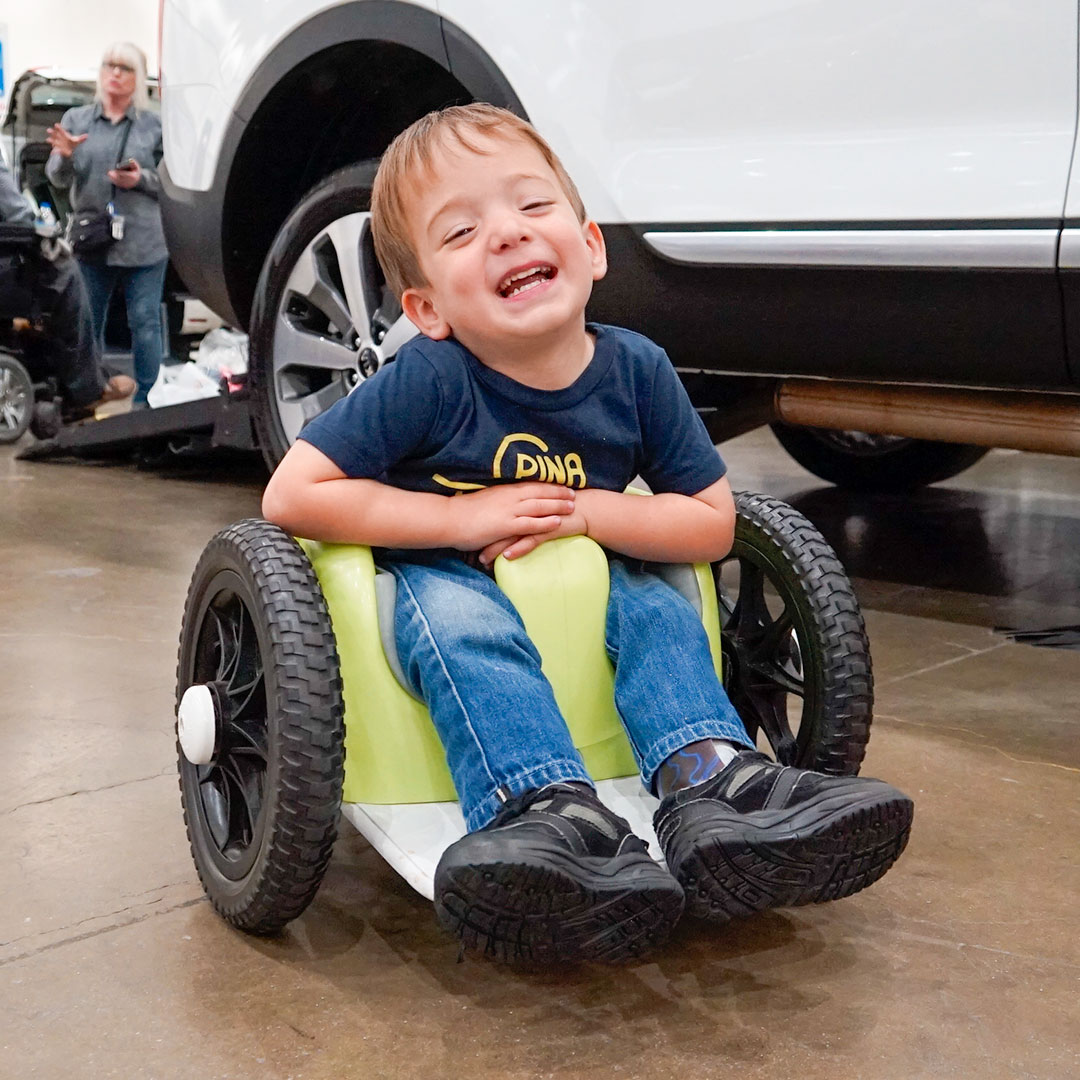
[220,757,258,846]
[713,492,873,777]
[227,605,262,702]
[721,557,803,701]
[187,579,270,865]
[227,717,268,762]
[209,599,241,685]
[715,582,736,626]
[750,658,804,698]
[739,597,804,697]
[231,685,268,735]
[740,684,799,764]
[758,605,795,664]
[207,597,266,855]
[730,560,770,635]
[222,600,244,684]
[198,766,231,849]
[206,606,230,681]
[228,674,263,719]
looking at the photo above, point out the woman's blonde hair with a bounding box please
[96,42,150,110]
[371,104,587,300]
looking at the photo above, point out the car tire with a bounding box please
[770,422,989,491]
[248,161,418,470]
[718,491,872,776]
[176,519,345,934]
[0,353,34,444]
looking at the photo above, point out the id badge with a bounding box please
[111,215,125,241]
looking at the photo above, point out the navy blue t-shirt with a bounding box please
[299,323,726,498]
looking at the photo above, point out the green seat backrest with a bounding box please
[299,535,723,805]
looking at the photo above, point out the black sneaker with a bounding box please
[653,752,914,922]
[434,784,685,963]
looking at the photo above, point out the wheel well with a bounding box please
[222,41,471,326]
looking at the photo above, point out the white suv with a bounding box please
[159,1,1080,483]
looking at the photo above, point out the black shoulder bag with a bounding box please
[67,118,133,257]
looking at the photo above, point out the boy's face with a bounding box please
[399,131,607,359]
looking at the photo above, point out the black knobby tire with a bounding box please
[249,160,406,470]
[0,353,34,444]
[771,422,988,491]
[718,491,872,775]
[176,519,345,934]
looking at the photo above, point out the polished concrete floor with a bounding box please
[2,429,1078,1080]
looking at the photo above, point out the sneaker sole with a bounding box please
[670,791,914,922]
[434,850,684,964]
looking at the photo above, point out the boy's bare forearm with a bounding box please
[263,475,459,547]
[577,486,735,563]
[262,442,578,549]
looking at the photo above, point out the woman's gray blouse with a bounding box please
[45,101,168,267]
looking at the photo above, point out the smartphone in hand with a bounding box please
[116,158,138,171]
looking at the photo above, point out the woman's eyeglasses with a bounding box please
[103,62,136,74]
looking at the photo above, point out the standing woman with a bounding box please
[45,43,168,408]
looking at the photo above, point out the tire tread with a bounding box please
[729,491,873,775]
[177,519,345,935]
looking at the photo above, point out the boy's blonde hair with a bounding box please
[371,104,587,300]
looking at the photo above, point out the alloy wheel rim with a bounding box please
[0,364,30,432]
[272,210,417,444]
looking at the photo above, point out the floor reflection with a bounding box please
[723,433,1080,631]
[788,486,1008,594]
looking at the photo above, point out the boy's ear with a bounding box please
[401,287,452,340]
[585,220,608,282]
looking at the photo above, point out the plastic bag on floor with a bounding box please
[146,361,222,408]
[193,327,249,381]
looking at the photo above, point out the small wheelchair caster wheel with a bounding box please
[30,398,63,441]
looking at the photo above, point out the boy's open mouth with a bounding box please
[497,265,556,299]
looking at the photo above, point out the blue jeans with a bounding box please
[386,556,754,832]
[78,259,168,404]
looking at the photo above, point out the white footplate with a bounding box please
[341,778,662,902]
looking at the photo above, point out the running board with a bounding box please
[775,380,1080,457]
[341,777,663,901]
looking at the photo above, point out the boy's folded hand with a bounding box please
[479,504,590,565]
[450,482,576,554]
[478,489,591,565]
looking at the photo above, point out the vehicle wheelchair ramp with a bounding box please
[16,384,255,461]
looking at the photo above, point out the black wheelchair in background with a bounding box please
[0,221,66,443]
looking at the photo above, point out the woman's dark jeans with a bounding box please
[79,258,168,404]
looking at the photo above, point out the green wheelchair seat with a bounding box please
[298,535,724,806]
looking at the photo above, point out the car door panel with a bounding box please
[441,0,1077,387]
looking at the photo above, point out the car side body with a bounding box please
[158,0,1080,480]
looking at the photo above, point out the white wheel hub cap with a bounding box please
[178,684,218,765]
